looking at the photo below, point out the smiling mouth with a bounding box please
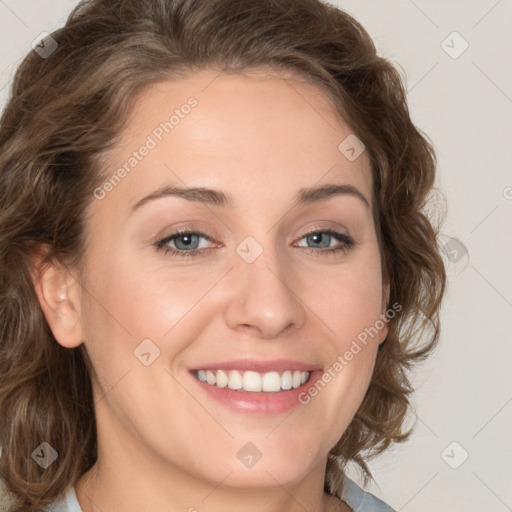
[194,369,311,392]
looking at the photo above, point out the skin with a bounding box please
[35,68,389,512]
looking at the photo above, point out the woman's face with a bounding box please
[72,69,389,490]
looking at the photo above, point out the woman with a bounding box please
[0,0,446,511]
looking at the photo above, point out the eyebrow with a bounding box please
[131,182,370,212]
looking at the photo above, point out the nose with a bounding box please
[224,246,307,340]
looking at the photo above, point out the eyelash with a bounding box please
[155,228,355,258]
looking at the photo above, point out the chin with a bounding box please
[194,439,324,490]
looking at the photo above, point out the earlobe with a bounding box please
[32,253,84,349]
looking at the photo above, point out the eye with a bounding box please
[295,229,355,255]
[155,230,215,258]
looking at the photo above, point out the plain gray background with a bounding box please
[1,1,511,511]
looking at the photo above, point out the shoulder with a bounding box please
[339,476,396,512]
[45,485,82,512]
[0,477,81,512]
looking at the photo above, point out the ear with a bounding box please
[32,252,84,349]
[382,281,390,312]
[378,281,391,344]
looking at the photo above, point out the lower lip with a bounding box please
[189,370,323,415]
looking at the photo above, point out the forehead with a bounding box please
[95,69,373,216]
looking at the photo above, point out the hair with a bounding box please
[0,0,446,509]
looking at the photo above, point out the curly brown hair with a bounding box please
[0,0,446,509]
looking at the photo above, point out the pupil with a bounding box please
[309,233,329,248]
[176,234,198,250]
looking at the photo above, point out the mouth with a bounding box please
[194,369,311,393]
[188,359,322,414]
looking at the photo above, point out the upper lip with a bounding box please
[190,359,322,373]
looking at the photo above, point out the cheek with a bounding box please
[78,250,223,378]
[332,273,384,347]
[297,251,384,441]
[306,250,385,347]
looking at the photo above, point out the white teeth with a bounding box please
[243,371,262,392]
[215,370,228,388]
[228,370,242,390]
[292,371,302,388]
[262,372,281,392]
[281,370,292,390]
[196,369,311,392]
